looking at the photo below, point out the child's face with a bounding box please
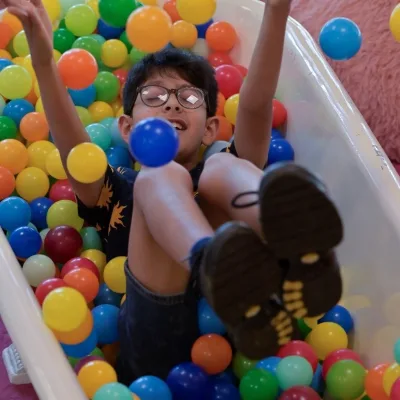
[119,70,219,167]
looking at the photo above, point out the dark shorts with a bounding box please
[116,263,201,385]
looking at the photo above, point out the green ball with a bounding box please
[90,34,107,45]
[276,356,313,390]
[6,40,17,58]
[119,31,132,53]
[93,383,132,400]
[297,318,312,339]
[233,352,258,380]
[53,28,76,53]
[0,116,17,140]
[100,117,116,130]
[86,123,112,150]
[68,356,79,367]
[94,71,120,103]
[65,4,97,37]
[239,369,279,400]
[72,36,102,61]
[97,60,114,73]
[58,19,67,29]
[98,0,139,28]
[91,347,105,358]
[129,46,147,65]
[326,360,366,400]
[81,227,103,251]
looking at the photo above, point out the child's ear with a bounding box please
[118,115,133,143]
[202,116,219,146]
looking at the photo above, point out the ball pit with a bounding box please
[0,0,399,399]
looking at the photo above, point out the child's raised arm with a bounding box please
[234,0,291,169]
[1,0,104,207]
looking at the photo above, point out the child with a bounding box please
[2,0,343,384]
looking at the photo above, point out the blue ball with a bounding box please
[61,328,97,358]
[311,363,325,394]
[110,118,128,148]
[212,369,237,386]
[319,305,354,333]
[94,283,123,307]
[92,304,119,345]
[129,118,179,168]
[97,19,124,40]
[0,59,13,72]
[0,196,31,232]
[68,85,96,108]
[196,19,214,38]
[267,139,295,165]
[167,362,211,400]
[319,17,362,61]
[3,99,34,126]
[211,383,240,400]
[129,376,172,400]
[198,298,226,335]
[106,146,132,169]
[271,128,283,141]
[30,197,54,230]
[256,356,281,376]
[9,226,42,259]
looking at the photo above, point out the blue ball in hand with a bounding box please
[129,118,179,168]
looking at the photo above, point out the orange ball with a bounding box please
[365,364,390,400]
[191,334,232,375]
[24,87,39,105]
[163,0,181,22]
[20,112,49,142]
[0,139,29,175]
[215,116,233,142]
[2,12,23,36]
[63,268,100,303]
[216,92,226,116]
[57,49,98,90]
[0,22,13,49]
[53,310,94,345]
[171,20,197,49]
[206,21,237,52]
[0,166,16,200]
[102,342,120,367]
[272,99,287,128]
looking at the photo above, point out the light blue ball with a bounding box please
[129,376,172,400]
[276,356,313,390]
[198,298,226,335]
[256,356,281,376]
[93,382,132,400]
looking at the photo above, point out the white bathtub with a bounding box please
[1,0,400,398]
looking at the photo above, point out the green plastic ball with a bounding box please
[276,356,313,390]
[297,318,312,338]
[233,352,259,380]
[93,382,132,399]
[65,4,97,37]
[72,36,102,61]
[94,71,120,103]
[0,116,17,140]
[90,34,107,45]
[326,360,366,400]
[86,123,112,151]
[53,29,76,53]
[81,227,103,251]
[239,369,279,400]
[98,0,139,28]
[119,31,133,53]
[129,46,147,65]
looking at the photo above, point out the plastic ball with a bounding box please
[0,166,16,200]
[234,65,248,78]
[72,36,102,61]
[256,357,281,376]
[20,112,49,142]
[224,94,239,125]
[49,179,76,203]
[30,197,53,230]
[319,18,362,61]
[62,256,100,280]
[392,379,400,400]
[8,226,41,259]
[311,363,324,394]
[22,254,56,287]
[166,362,210,400]
[163,0,181,23]
[97,19,124,40]
[3,98,34,125]
[94,71,120,102]
[16,167,50,202]
[0,139,29,174]
[94,283,123,306]
[103,256,127,294]
[35,278,66,305]
[106,146,131,169]
[81,227,102,251]
[126,6,172,53]
[129,46,148,65]
[81,249,107,275]
[61,324,97,358]
[76,105,93,126]
[68,85,96,108]
[276,356,314,390]
[13,31,30,57]
[64,268,99,303]
[98,0,138,28]
[279,386,321,400]
[58,49,98,90]
[239,369,279,400]
[319,305,354,333]
[384,363,400,396]
[215,116,233,142]
[211,382,240,400]
[198,297,226,335]
[65,4,97,36]
[88,101,113,122]
[101,39,128,68]
[322,348,364,379]
[53,28,76,53]
[277,341,318,372]
[176,0,216,25]
[394,339,400,364]
[93,382,133,400]
[171,21,198,49]
[47,199,83,230]
[365,364,390,400]
[27,140,56,172]
[129,117,179,168]
[232,353,258,380]
[43,286,88,332]
[0,22,13,49]
[92,304,119,345]
[45,148,67,180]
[0,115,17,141]
[130,376,172,400]
[44,225,83,263]
[206,21,236,52]
[0,196,31,231]
[268,139,295,165]
[390,5,400,42]
[215,65,243,99]
[326,360,366,400]
[43,0,62,22]
[67,142,108,183]
[272,99,287,128]
[53,310,94,345]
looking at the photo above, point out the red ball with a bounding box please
[277,341,319,372]
[113,68,128,88]
[391,378,400,400]
[61,257,100,280]
[279,386,321,400]
[49,179,76,203]
[208,52,233,68]
[322,349,364,379]
[272,99,287,128]
[35,278,66,306]
[44,226,83,264]
[234,64,248,78]
[215,65,243,99]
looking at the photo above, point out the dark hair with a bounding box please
[123,48,218,118]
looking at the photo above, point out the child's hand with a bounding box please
[0,0,53,66]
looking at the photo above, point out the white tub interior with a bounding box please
[1,0,400,397]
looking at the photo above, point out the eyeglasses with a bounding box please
[137,85,207,110]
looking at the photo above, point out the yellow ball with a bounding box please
[13,31,30,57]
[104,256,127,294]
[53,49,62,63]
[16,167,50,202]
[36,97,44,113]
[176,0,216,25]
[46,200,84,231]
[81,249,107,276]
[140,0,158,4]
[305,322,348,360]
[27,140,56,171]
[34,80,41,98]
[12,57,25,67]
[383,363,400,395]
[46,148,67,179]
[224,94,240,125]
[23,55,36,80]
[101,40,128,68]
[75,106,93,127]
[0,65,33,100]
[88,101,114,122]
[0,50,11,60]
[43,287,88,332]
[304,314,325,329]
[171,21,198,49]
[43,0,61,23]
[86,0,100,18]
[67,142,108,184]
[111,98,122,115]
[116,106,124,118]
[390,4,400,42]
[78,361,117,398]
